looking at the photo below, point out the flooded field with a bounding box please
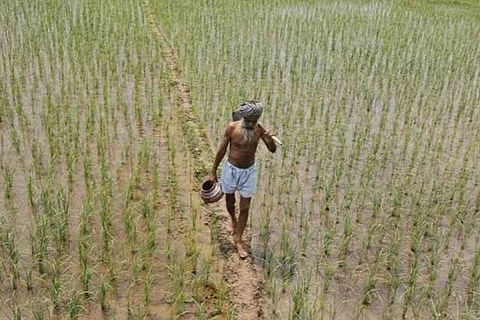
[1,0,480,319]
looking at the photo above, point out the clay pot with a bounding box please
[200,179,224,203]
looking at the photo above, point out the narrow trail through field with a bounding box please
[142,1,265,319]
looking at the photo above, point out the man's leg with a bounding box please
[225,193,236,235]
[234,196,251,259]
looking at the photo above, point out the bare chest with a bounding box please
[230,128,260,152]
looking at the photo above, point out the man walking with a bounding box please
[210,101,277,258]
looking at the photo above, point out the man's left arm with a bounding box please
[260,128,277,153]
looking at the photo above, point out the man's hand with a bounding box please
[260,127,277,153]
[209,172,218,182]
[262,130,274,139]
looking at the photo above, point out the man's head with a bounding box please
[235,100,263,121]
[234,100,263,142]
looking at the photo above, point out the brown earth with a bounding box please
[142,1,265,319]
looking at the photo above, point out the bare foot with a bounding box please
[235,241,248,259]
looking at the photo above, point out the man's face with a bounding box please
[243,116,259,129]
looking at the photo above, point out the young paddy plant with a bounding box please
[318,217,336,265]
[318,261,334,318]
[259,204,272,262]
[2,161,15,201]
[167,262,187,316]
[100,181,114,262]
[385,222,403,310]
[100,279,112,312]
[360,247,384,309]
[49,260,64,312]
[145,217,158,261]
[54,186,70,253]
[25,266,34,292]
[401,250,420,319]
[298,200,312,258]
[278,218,298,283]
[0,230,21,290]
[27,173,37,215]
[423,232,444,302]
[65,136,76,192]
[267,275,282,316]
[143,269,156,310]
[434,257,460,318]
[289,268,313,320]
[6,295,23,320]
[66,290,85,319]
[79,196,94,297]
[124,205,138,253]
[467,237,480,306]
[337,211,356,268]
[151,155,161,208]
[185,228,198,273]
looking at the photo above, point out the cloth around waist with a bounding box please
[225,160,256,172]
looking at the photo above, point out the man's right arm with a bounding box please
[211,123,232,181]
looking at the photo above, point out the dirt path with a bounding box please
[142,1,265,319]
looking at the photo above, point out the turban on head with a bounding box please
[232,100,263,121]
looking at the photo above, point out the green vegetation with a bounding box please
[153,0,480,318]
[0,0,224,318]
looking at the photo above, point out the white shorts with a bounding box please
[220,160,257,198]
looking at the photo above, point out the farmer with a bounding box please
[210,101,277,259]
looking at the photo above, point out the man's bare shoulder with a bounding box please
[225,121,241,133]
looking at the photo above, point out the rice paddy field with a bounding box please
[1,0,480,319]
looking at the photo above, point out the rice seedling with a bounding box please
[25,267,34,291]
[54,186,69,253]
[0,230,21,290]
[11,303,21,320]
[82,143,93,191]
[100,280,111,312]
[318,262,334,317]
[216,278,228,311]
[168,262,186,316]
[32,305,46,320]
[259,206,272,262]
[434,257,460,318]
[100,182,113,261]
[360,248,384,309]
[143,269,156,306]
[467,238,480,309]
[337,212,355,268]
[66,291,85,319]
[185,229,198,273]
[423,233,444,301]
[268,276,282,316]
[27,173,37,215]
[194,301,208,320]
[152,158,161,208]
[289,269,312,319]
[124,205,138,252]
[2,161,14,201]
[385,223,403,308]
[49,261,64,312]
[278,218,297,282]
[401,251,420,319]
[226,304,237,320]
